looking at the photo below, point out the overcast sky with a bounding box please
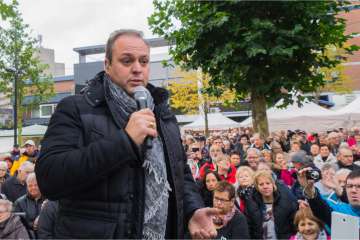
[17,0,157,75]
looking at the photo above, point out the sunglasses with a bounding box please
[191,148,200,152]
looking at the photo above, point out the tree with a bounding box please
[0,1,54,144]
[167,69,238,136]
[0,0,15,20]
[149,0,359,137]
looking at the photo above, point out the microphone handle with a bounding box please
[136,99,153,149]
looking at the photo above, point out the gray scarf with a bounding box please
[105,74,171,239]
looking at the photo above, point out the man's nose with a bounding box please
[131,60,142,73]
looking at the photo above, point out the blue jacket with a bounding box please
[308,188,360,227]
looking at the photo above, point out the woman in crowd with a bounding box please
[244,170,298,239]
[0,161,9,193]
[273,152,296,187]
[290,208,330,240]
[235,166,255,213]
[262,149,273,166]
[0,199,29,239]
[197,171,221,207]
[212,181,250,239]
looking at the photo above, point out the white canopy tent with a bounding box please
[240,99,346,132]
[182,113,240,131]
[0,124,47,154]
[335,97,360,128]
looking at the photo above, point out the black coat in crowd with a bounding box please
[216,211,250,240]
[35,71,204,239]
[38,200,59,239]
[1,176,27,202]
[197,181,213,208]
[243,183,298,239]
[14,194,45,237]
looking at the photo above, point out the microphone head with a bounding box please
[133,86,153,109]
[133,86,148,101]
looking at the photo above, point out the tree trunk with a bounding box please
[251,91,269,138]
[204,101,209,137]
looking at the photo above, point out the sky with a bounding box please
[17,0,157,75]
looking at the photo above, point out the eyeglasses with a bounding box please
[213,196,231,204]
[191,148,200,152]
[345,184,360,190]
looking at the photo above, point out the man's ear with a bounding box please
[104,59,110,72]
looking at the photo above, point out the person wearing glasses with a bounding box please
[212,181,249,239]
[298,168,360,228]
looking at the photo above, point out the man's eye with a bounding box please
[140,58,149,65]
[121,58,132,65]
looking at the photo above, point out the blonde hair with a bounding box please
[214,154,230,164]
[253,170,277,192]
[236,166,255,182]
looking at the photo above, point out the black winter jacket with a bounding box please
[243,184,298,239]
[1,176,27,202]
[13,193,44,237]
[216,211,250,239]
[35,71,204,239]
[38,200,59,239]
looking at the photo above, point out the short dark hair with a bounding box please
[229,151,240,157]
[214,181,235,200]
[105,29,149,64]
[347,169,360,182]
[240,134,250,141]
[319,144,329,150]
[204,171,221,184]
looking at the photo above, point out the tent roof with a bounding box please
[336,97,360,114]
[240,99,335,127]
[267,99,333,118]
[182,113,239,130]
[0,124,47,137]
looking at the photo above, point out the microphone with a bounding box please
[133,86,153,149]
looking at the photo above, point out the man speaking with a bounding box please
[35,29,218,239]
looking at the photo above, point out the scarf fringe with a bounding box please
[143,226,165,240]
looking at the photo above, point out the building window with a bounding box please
[40,104,56,118]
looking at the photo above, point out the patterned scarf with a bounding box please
[105,74,171,239]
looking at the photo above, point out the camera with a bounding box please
[306,169,322,182]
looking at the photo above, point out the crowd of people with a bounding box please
[184,127,360,239]
[0,126,358,239]
[0,128,356,239]
[0,140,58,239]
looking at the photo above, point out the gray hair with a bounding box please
[26,172,37,184]
[19,161,34,171]
[0,161,7,170]
[105,29,149,63]
[247,147,261,156]
[0,199,12,212]
[321,163,336,172]
[335,168,351,177]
